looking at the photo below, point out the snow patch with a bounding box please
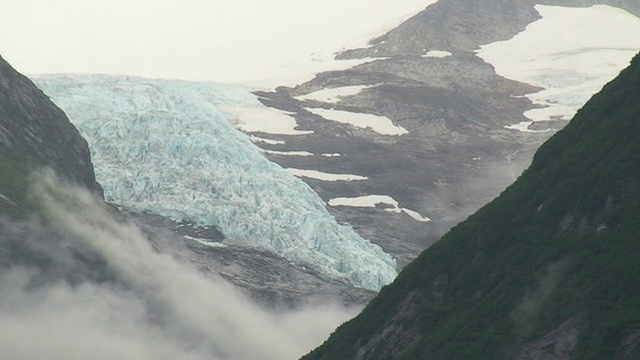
[305,107,408,136]
[321,153,342,157]
[422,50,452,58]
[400,208,431,223]
[224,107,312,136]
[184,236,228,248]
[504,121,550,133]
[295,85,376,103]
[34,75,397,291]
[264,150,313,157]
[477,5,640,131]
[328,195,430,222]
[249,135,285,145]
[287,169,368,182]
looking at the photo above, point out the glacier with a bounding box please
[34,75,397,291]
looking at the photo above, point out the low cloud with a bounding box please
[0,172,358,360]
[511,259,570,337]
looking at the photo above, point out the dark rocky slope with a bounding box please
[303,52,640,360]
[0,55,101,215]
[0,54,107,283]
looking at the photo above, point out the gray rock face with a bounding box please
[338,0,640,61]
[0,55,101,196]
[514,320,579,360]
[253,2,547,266]
[252,0,640,268]
[337,0,540,58]
[129,212,374,308]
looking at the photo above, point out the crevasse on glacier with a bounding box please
[35,75,397,291]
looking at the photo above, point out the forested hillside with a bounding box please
[303,52,640,360]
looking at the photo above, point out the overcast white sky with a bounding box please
[0,0,437,86]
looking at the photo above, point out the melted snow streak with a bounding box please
[35,75,397,291]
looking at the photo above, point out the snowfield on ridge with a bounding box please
[477,4,640,131]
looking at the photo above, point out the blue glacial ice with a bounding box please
[35,75,397,291]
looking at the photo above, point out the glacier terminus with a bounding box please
[35,75,398,291]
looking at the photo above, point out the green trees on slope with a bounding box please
[303,52,640,359]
